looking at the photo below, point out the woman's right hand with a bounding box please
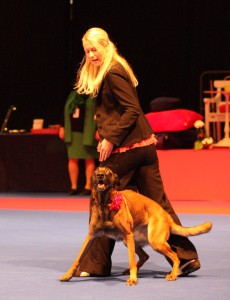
[97,139,114,162]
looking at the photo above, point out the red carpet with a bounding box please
[0,197,90,212]
[0,196,230,214]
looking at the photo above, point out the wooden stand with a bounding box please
[205,80,230,148]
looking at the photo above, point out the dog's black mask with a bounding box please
[92,166,120,192]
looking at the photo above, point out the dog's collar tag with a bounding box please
[109,193,123,211]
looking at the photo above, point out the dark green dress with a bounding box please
[64,90,98,159]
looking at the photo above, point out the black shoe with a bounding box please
[68,189,80,196]
[179,259,201,277]
[79,189,91,196]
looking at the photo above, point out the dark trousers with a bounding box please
[79,144,198,275]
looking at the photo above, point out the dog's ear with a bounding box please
[114,173,120,186]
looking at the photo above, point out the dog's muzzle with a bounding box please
[96,173,108,191]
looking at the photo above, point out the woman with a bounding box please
[59,90,98,195]
[74,27,200,277]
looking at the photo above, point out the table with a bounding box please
[0,133,71,192]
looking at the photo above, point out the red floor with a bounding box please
[0,196,230,214]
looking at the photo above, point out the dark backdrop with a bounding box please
[1,0,230,131]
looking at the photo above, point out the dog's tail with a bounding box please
[170,221,212,237]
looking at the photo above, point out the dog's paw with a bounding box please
[59,272,73,282]
[165,272,177,281]
[126,277,138,286]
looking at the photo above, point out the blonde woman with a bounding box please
[72,28,200,277]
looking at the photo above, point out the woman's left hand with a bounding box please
[59,127,65,140]
[97,139,114,161]
[94,130,100,141]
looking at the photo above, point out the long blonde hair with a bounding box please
[76,27,138,97]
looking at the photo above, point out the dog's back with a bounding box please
[120,189,172,224]
[118,189,212,238]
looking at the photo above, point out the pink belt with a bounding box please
[112,134,157,154]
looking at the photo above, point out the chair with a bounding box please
[203,78,230,145]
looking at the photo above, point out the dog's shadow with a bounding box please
[64,264,169,285]
[112,264,168,279]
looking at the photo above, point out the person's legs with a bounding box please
[68,158,79,190]
[78,151,142,276]
[136,145,200,274]
[84,158,96,190]
[78,236,115,276]
[79,158,96,196]
[78,145,200,276]
[136,145,181,221]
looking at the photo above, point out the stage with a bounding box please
[157,148,230,202]
[1,148,230,300]
[0,140,229,202]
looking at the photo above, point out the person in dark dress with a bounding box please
[73,27,201,277]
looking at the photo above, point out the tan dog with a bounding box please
[60,166,212,285]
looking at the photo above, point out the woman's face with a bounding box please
[83,40,105,67]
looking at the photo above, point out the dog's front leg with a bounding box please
[59,235,92,282]
[125,233,138,286]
